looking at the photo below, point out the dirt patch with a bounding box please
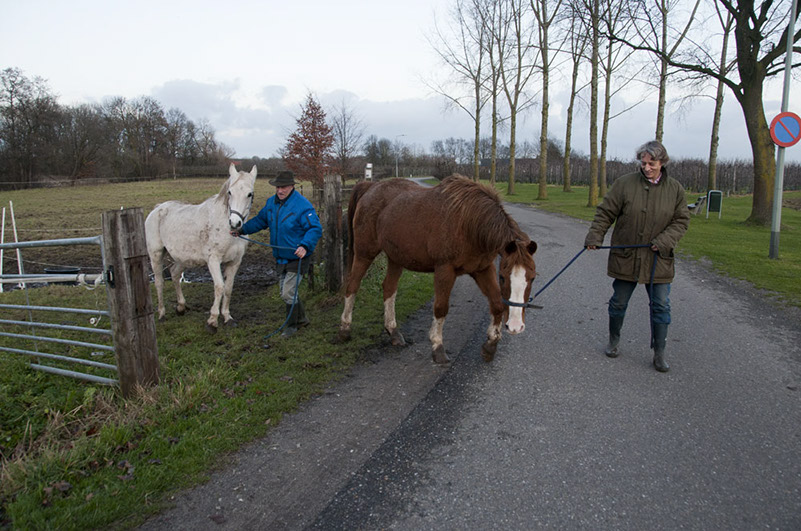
[783,197,801,211]
[4,240,281,291]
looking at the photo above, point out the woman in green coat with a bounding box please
[584,141,690,372]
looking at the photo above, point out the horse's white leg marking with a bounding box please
[383,292,397,334]
[151,250,166,320]
[487,320,502,342]
[340,294,355,332]
[429,315,446,352]
[220,259,242,322]
[206,257,225,328]
[506,265,527,334]
[170,263,187,313]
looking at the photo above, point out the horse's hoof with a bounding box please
[206,323,218,334]
[332,330,351,344]
[158,315,166,323]
[224,319,237,328]
[388,329,406,346]
[481,341,497,362]
[176,306,186,316]
[432,346,450,365]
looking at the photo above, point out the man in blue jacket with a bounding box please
[233,170,322,337]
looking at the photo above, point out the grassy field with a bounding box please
[495,183,801,308]
[0,178,435,529]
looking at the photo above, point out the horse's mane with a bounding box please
[217,178,231,209]
[439,174,525,252]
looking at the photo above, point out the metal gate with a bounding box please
[1,208,160,396]
[0,235,117,385]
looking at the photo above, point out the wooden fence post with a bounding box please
[102,208,159,397]
[322,175,344,292]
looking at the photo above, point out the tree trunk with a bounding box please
[473,91,482,181]
[538,8,550,200]
[587,0,600,208]
[740,80,775,224]
[655,7,669,143]
[508,110,517,195]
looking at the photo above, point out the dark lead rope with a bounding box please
[236,235,303,340]
[503,244,657,308]
[504,243,660,348]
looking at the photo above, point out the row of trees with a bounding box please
[429,0,800,224]
[4,63,799,202]
[0,67,233,189]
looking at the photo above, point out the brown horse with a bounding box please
[336,175,537,364]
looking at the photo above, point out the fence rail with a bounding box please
[0,233,117,385]
[0,208,160,397]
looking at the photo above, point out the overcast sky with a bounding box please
[2,0,799,164]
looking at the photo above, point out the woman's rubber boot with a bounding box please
[282,303,299,338]
[652,322,670,372]
[605,315,625,358]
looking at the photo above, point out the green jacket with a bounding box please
[584,168,690,284]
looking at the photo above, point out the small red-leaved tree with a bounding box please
[282,93,334,189]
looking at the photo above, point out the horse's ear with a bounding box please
[250,165,258,179]
[228,163,238,180]
[527,241,537,255]
[505,241,517,255]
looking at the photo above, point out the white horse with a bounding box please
[145,163,256,332]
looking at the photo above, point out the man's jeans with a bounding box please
[608,279,671,325]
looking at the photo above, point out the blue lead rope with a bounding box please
[236,234,303,340]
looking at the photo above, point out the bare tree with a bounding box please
[610,0,801,224]
[57,103,106,183]
[562,4,590,192]
[479,0,506,185]
[629,0,702,142]
[581,0,602,207]
[599,0,646,196]
[531,0,565,199]
[707,4,735,191]
[0,68,60,187]
[329,99,365,183]
[429,0,490,181]
[494,0,541,194]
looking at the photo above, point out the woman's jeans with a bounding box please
[608,279,671,325]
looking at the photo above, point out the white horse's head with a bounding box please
[226,163,257,230]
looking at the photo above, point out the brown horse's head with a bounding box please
[499,239,538,334]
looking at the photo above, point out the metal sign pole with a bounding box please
[769,0,798,259]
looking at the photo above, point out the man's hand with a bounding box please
[230,229,241,238]
[295,246,307,259]
[586,245,598,250]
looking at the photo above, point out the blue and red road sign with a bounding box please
[770,111,801,148]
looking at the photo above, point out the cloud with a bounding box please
[148,79,798,164]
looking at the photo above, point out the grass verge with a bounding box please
[0,179,434,529]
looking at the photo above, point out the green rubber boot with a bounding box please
[652,323,669,372]
[605,315,625,358]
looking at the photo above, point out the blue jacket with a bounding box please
[240,189,323,264]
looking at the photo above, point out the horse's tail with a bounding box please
[345,181,372,277]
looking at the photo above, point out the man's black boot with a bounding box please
[296,300,310,327]
[282,303,299,337]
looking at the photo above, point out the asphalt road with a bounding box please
[141,203,801,531]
